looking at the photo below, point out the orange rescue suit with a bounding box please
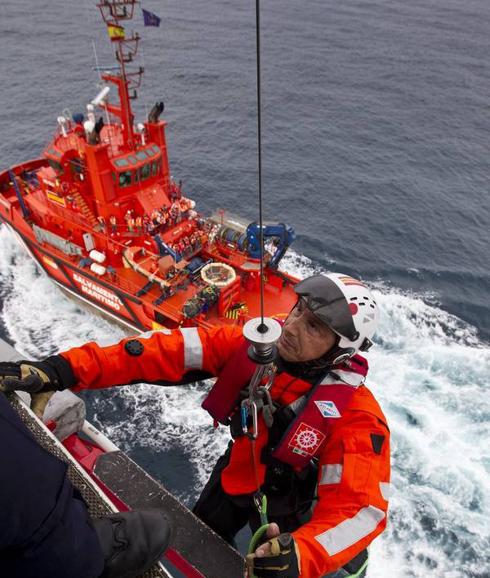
[61,325,390,578]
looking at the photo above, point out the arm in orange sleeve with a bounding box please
[60,325,243,392]
[292,409,391,578]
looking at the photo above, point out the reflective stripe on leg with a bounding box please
[314,506,385,556]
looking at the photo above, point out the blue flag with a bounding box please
[142,8,161,27]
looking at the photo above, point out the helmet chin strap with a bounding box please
[275,338,355,382]
[327,347,355,366]
[318,334,356,367]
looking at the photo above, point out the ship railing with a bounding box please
[52,132,84,155]
[107,267,192,325]
[48,202,91,229]
[31,206,219,327]
[110,272,148,298]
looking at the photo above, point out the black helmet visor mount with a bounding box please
[294,275,359,342]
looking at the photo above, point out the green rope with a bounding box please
[258,493,268,526]
[247,493,270,578]
[248,494,269,554]
[248,523,269,555]
[246,490,368,578]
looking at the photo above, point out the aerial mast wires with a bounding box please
[97,0,144,150]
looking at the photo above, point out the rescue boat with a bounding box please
[0,0,298,333]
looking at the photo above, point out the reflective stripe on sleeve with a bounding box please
[379,482,391,501]
[180,327,203,369]
[314,506,385,556]
[319,464,343,485]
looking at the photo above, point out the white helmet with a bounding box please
[294,272,379,361]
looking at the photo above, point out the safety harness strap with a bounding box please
[201,340,254,424]
[202,338,369,469]
[271,381,359,469]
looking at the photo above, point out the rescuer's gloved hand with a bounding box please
[93,510,172,578]
[0,356,76,394]
[247,532,300,578]
[30,391,56,418]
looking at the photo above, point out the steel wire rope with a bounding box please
[245,3,273,575]
[255,0,266,333]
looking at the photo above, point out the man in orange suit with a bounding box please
[0,273,390,578]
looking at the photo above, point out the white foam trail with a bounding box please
[0,227,127,357]
[1,225,489,576]
[367,288,490,577]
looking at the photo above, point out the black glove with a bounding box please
[248,533,300,578]
[0,356,77,394]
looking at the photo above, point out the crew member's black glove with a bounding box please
[247,533,300,578]
[0,356,76,394]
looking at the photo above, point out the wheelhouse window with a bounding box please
[140,163,151,180]
[70,157,83,175]
[136,150,149,162]
[151,159,161,176]
[119,171,132,187]
[47,159,63,174]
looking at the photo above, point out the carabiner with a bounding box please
[248,400,258,439]
[240,400,249,435]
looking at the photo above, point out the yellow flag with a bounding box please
[107,24,125,41]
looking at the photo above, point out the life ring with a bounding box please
[201,262,236,288]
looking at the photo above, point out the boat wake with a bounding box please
[0,225,488,577]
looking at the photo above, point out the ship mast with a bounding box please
[97,0,144,150]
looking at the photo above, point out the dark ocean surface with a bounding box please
[0,1,489,577]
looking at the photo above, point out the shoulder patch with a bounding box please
[315,400,341,418]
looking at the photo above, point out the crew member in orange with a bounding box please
[0,273,390,578]
[97,215,106,233]
[109,214,117,235]
[135,215,143,234]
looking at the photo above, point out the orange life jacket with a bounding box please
[202,338,369,491]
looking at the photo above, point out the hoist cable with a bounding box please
[255,0,266,332]
[245,3,273,573]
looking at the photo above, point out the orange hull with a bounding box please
[0,167,297,333]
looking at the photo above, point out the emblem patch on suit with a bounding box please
[315,400,341,418]
[289,422,326,457]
